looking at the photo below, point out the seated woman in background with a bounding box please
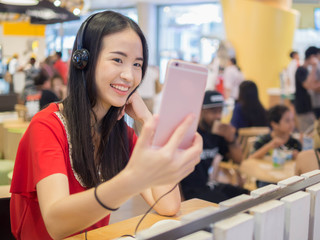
[50,74,67,100]
[24,69,60,119]
[295,119,320,175]
[230,80,268,131]
[250,104,302,159]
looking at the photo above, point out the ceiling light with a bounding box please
[73,8,81,16]
[0,0,38,5]
[53,0,61,7]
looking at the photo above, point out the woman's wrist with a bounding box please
[139,111,152,125]
[121,166,150,193]
[97,168,145,210]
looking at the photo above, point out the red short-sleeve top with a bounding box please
[10,103,137,239]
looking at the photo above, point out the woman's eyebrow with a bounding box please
[110,51,143,61]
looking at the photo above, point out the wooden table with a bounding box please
[65,198,217,240]
[240,157,295,183]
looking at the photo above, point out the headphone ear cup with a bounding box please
[72,49,90,70]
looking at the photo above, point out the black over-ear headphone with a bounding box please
[72,13,98,70]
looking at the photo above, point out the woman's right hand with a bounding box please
[125,114,203,188]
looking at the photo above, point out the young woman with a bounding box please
[230,80,268,131]
[10,11,202,240]
[250,104,301,159]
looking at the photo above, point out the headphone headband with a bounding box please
[76,13,98,50]
[72,12,99,70]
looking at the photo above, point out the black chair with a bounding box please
[0,93,18,112]
[0,197,15,239]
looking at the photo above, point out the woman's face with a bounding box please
[274,110,295,134]
[94,28,143,112]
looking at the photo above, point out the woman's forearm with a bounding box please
[250,143,272,159]
[37,170,146,239]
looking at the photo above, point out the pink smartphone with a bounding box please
[152,59,208,149]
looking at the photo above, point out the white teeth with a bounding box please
[111,84,129,91]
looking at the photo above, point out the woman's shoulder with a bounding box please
[28,103,65,134]
[32,103,59,119]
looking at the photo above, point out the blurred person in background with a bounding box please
[24,69,59,119]
[8,53,20,76]
[19,57,40,103]
[5,53,21,92]
[34,70,60,109]
[23,57,40,86]
[230,80,268,132]
[250,104,301,159]
[294,46,320,141]
[50,74,67,100]
[53,51,68,85]
[309,48,320,120]
[40,55,57,79]
[286,51,300,97]
[215,66,224,96]
[206,56,219,91]
[223,57,244,101]
[180,90,247,204]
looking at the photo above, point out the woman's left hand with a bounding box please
[123,92,152,124]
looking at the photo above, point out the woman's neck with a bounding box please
[93,102,110,123]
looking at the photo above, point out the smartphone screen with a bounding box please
[152,59,208,149]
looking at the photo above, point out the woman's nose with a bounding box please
[120,67,134,82]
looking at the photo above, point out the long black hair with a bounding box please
[238,80,268,127]
[63,11,148,188]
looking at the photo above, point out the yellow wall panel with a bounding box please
[3,21,45,36]
[221,0,299,107]
[253,0,292,9]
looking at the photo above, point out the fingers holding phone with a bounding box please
[152,60,208,149]
[127,114,202,187]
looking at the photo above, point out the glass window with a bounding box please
[158,3,225,82]
[45,8,138,61]
[293,29,320,60]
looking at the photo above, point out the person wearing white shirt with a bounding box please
[286,51,300,95]
[223,57,244,101]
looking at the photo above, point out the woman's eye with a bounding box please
[134,62,142,68]
[113,58,122,63]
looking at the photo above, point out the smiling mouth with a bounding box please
[110,84,130,92]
